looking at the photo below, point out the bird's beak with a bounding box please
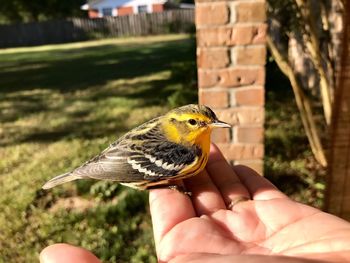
[210,120,231,128]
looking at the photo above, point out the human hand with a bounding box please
[40,144,350,263]
[150,144,350,263]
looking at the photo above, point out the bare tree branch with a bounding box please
[295,0,334,125]
[267,35,328,166]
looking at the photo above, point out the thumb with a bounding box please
[40,243,101,263]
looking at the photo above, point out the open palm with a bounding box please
[150,144,350,263]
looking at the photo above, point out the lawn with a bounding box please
[0,34,197,262]
[0,34,325,262]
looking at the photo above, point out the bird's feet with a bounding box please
[168,185,192,196]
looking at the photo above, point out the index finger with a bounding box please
[206,144,251,206]
[149,189,196,254]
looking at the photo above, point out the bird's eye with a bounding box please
[188,119,197,125]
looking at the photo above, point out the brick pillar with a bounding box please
[196,0,267,174]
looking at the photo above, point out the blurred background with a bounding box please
[0,0,347,262]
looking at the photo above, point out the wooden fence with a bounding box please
[0,10,194,48]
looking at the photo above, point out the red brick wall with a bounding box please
[196,0,267,174]
[152,4,164,12]
[117,6,133,16]
[88,9,99,18]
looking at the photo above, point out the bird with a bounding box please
[42,104,231,192]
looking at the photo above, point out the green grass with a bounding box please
[0,34,197,262]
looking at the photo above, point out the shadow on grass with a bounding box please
[0,39,193,94]
[0,37,197,146]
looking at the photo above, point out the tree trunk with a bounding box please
[325,0,350,220]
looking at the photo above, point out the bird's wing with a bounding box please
[70,142,144,182]
[71,122,201,183]
[126,140,201,181]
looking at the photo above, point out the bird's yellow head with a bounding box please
[161,104,231,147]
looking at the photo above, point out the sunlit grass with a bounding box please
[0,34,187,54]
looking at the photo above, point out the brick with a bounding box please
[217,143,264,160]
[235,126,264,143]
[197,24,267,47]
[233,86,265,106]
[231,45,266,66]
[197,27,232,47]
[234,1,266,23]
[215,107,264,125]
[234,160,264,175]
[219,67,265,87]
[197,48,230,69]
[199,90,229,108]
[196,2,229,26]
[211,128,231,143]
[252,24,267,44]
[230,26,254,45]
[197,25,255,47]
[198,70,219,88]
[198,67,265,88]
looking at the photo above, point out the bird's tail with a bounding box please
[42,172,81,189]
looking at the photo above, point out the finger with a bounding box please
[184,168,226,216]
[149,189,196,254]
[206,144,251,207]
[40,243,101,263]
[169,253,322,263]
[233,165,288,200]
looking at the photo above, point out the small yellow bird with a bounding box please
[42,104,230,191]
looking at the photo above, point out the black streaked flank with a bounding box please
[143,141,200,168]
